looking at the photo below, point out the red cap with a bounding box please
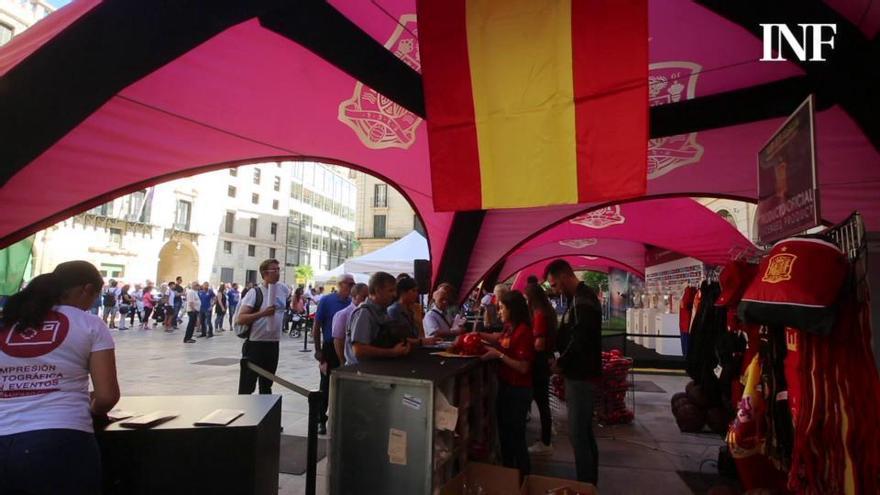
[715,260,758,307]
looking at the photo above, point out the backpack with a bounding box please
[351,304,409,349]
[233,287,264,339]
[102,289,116,307]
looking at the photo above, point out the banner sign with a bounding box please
[756,95,820,244]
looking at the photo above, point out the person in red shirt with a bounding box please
[524,282,557,455]
[479,290,535,475]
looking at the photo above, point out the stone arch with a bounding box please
[156,238,199,286]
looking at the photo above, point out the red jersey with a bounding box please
[497,323,534,387]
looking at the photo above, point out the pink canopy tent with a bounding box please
[509,256,642,293]
[488,197,754,295]
[1,0,878,295]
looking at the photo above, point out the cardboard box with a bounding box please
[520,475,598,495]
[440,462,521,495]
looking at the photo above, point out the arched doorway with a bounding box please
[156,239,199,285]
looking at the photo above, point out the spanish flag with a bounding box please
[418,0,648,211]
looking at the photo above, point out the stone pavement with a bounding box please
[113,319,727,494]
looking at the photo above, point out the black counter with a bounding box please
[97,395,281,495]
[335,347,485,383]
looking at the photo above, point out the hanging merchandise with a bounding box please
[685,280,727,407]
[734,215,880,495]
[738,237,848,335]
[679,285,697,356]
[786,291,880,495]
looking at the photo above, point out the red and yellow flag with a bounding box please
[418,0,648,211]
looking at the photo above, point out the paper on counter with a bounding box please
[107,409,137,421]
[388,428,407,465]
[434,390,459,431]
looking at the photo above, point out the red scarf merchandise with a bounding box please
[788,291,880,494]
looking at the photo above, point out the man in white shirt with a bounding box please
[423,283,466,338]
[183,282,201,343]
[237,259,290,394]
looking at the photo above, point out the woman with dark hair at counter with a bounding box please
[478,290,535,475]
[0,260,120,495]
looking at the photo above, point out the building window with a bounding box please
[229,168,237,177]
[0,23,13,46]
[248,244,256,257]
[246,269,258,285]
[223,241,232,254]
[273,176,281,191]
[174,200,192,231]
[373,215,387,238]
[414,215,426,236]
[373,184,388,208]
[225,212,235,233]
[252,193,259,205]
[228,186,236,198]
[717,209,737,229]
[270,222,278,240]
[253,168,261,185]
[220,267,234,282]
[100,264,125,278]
[249,218,258,237]
[109,228,123,247]
[269,248,276,259]
[290,182,303,199]
[126,190,150,223]
[272,199,279,210]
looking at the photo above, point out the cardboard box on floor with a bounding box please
[439,462,520,495]
[520,475,598,495]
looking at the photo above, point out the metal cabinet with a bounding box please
[329,349,495,495]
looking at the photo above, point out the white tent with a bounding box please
[314,231,429,283]
[313,265,369,285]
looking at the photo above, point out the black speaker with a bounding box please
[414,259,431,294]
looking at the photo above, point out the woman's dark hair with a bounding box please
[3,260,102,332]
[396,276,418,298]
[499,290,531,328]
[294,287,303,300]
[524,282,557,334]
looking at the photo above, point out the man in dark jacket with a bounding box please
[545,259,602,485]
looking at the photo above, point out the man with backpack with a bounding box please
[236,259,289,395]
[101,279,120,329]
[345,272,411,366]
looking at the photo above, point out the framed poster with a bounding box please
[756,95,820,244]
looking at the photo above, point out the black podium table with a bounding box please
[97,395,281,495]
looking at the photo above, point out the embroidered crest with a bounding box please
[761,253,797,284]
[569,206,625,229]
[338,15,422,149]
[648,62,704,179]
[559,238,598,249]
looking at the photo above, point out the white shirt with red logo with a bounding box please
[0,305,115,435]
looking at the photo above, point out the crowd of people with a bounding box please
[0,256,604,492]
[91,276,325,344]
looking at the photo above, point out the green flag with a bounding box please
[0,236,35,296]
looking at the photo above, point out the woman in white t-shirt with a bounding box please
[0,260,120,495]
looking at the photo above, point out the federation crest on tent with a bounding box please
[559,238,598,249]
[338,15,423,150]
[648,61,704,179]
[570,206,626,229]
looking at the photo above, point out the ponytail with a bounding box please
[3,273,63,332]
[2,260,103,333]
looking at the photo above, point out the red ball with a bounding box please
[460,333,485,356]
